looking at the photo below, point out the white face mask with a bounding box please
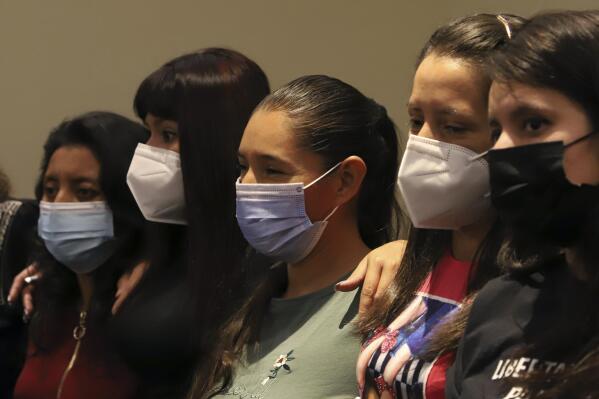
[397,134,491,230]
[126,143,187,225]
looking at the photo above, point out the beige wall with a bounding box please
[1,0,597,197]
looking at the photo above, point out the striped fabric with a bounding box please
[357,252,471,399]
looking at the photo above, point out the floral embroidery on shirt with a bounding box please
[260,350,295,386]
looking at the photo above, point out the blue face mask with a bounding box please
[235,163,340,264]
[38,201,116,274]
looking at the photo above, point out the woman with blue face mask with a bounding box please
[13,112,148,399]
[9,48,273,399]
[188,74,401,398]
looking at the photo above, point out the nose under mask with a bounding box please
[235,163,341,264]
[126,143,187,225]
[38,201,117,274]
[397,134,492,230]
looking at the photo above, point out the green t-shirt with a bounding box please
[215,284,360,399]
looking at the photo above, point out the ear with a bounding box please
[335,156,367,206]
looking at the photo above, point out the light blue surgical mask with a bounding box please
[38,201,116,274]
[236,163,340,264]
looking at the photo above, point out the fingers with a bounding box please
[8,263,38,303]
[374,259,401,302]
[112,260,150,315]
[22,285,35,319]
[111,294,125,316]
[359,257,384,315]
[335,256,367,292]
[359,240,408,314]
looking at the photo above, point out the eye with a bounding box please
[76,188,100,201]
[237,161,248,176]
[443,125,467,134]
[265,167,284,176]
[161,130,178,144]
[490,122,502,143]
[408,118,424,134]
[523,117,549,133]
[43,184,58,200]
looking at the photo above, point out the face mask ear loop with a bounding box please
[304,161,343,189]
[323,205,340,222]
[564,131,599,149]
[469,150,489,162]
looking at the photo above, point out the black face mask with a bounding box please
[488,133,599,247]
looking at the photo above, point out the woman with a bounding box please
[190,74,401,398]
[110,47,273,398]
[0,169,37,398]
[9,48,273,398]
[356,14,526,399]
[447,10,599,399]
[13,112,148,399]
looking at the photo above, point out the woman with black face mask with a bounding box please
[446,10,599,399]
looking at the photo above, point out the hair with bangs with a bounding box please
[132,48,271,359]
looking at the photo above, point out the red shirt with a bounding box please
[357,252,472,399]
[14,313,137,399]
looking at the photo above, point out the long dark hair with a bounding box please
[489,10,599,397]
[358,13,527,347]
[133,48,271,350]
[189,75,401,398]
[31,111,149,350]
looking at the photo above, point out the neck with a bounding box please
[451,212,496,262]
[283,214,369,299]
[76,274,94,312]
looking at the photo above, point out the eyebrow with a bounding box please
[43,174,98,185]
[42,175,58,183]
[238,151,294,166]
[72,177,99,185]
[509,104,554,119]
[407,103,463,116]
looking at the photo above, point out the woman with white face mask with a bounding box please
[188,75,401,398]
[113,48,272,398]
[356,14,526,399]
[13,112,148,399]
[447,10,599,399]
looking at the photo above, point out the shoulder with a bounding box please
[1,200,39,277]
[1,199,38,240]
[470,258,565,321]
[470,274,521,309]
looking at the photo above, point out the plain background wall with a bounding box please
[2,0,598,197]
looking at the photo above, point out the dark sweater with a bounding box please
[0,199,38,398]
